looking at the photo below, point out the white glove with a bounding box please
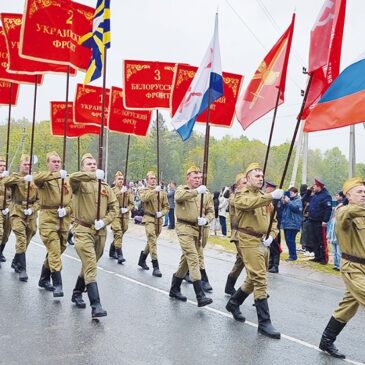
[197,217,207,226]
[23,208,33,216]
[2,208,9,215]
[57,207,67,218]
[155,211,162,218]
[24,174,32,182]
[155,185,161,192]
[1,170,9,178]
[196,185,207,194]
[96,169,104,180]
[262,236,273,247]
[271,189,284,200]
[120,208,128,214]
[94,219,105,230]
[120,186,128,193]
[59,169,67,179]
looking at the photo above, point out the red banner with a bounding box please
[108,86,152,136]
[0,27,43,84]
[170,64,243,127]
[20,0,93,71]
[123,60,176,109]
[0,80,19,105]
[74,83,110,126]
[50,101,100,137]
[1,13,75,75]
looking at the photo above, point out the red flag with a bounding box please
[0,81,19,105]
[74,83,110,126]
[108,86,152,136]
[170,64,243,127]
[235,14,295,130]
[0,27,43,84]
[302,0,346,119]
[50,101,100,137]
[20,0,93,71]
[123,60,175,109]
[1,13,75,75]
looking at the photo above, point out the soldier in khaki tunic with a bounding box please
[33,151,72,297]
[110,171,134,264]
[69,153,118,318]
[224,173,246,295]
[225,163,283,339]
[137,171,169,277]
[0,156,12,264]
[2,154,39,282]
[319,177,365,359]
[169,166,214,307]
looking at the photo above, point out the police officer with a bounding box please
[137,171,168,277]
[319,177,365,359]
[0,156,12,264]
[224,173,246,295]
[3,154,38,282]
[169,166,214,307]
[225,163,283,339]
[33,151,72,297]
[69,153,118,318]
[110,171,134,264]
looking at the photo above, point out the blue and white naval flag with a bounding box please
[171,14,223,141]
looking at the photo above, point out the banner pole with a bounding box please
[121,134,131,231]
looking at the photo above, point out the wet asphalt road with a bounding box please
[0,228,364,365]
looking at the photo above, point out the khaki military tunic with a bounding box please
[140,187,169,260]
[234,185,278,300]
[33,171,73,272]
[174,185,214,282]
[332,204,365,323]
[3,173,39,253]
[70,172,118,285]
[0,177,12,247]
[111,186,134,249]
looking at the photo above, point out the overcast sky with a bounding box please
[1,0,365,163]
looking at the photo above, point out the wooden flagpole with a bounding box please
[121,134,131,231]
[156,109,161,235]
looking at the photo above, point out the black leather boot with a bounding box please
[67,231,74,245]
[255,298,280,339]
[152,259,162,277]
[169,274,187,302]
[38,265,55,291]
[11,254,21,272]
[109,242,117,259]
[51,271,64,297]
[224,274,237,295]
[200,269,213,292]
[226,288,249,322]
[0,244,6,262]
[17,252,28,282]
[193,280,213,307]
[183,271,193,283]
[115,248,126,264]
[268,255,279,273]
[71,276,86,308]
[319,316,346,359]
[138,251,149,270]
[86,282,107,318]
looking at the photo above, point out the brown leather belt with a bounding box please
[75,218,93,228]
[177,218,198,227]
[341,252,365,265]
[237,227,263,238]
[14,200,36,206]
[40,205,59,209]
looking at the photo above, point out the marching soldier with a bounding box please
[110,171,134,264]
[69,153,118,318]
[319,177,365,359]
[137,171,169,277]
[33,151,72,297]
[0,156,12,265]
[169,166,214,307]
[2,154,39,281]
[225,163,283,339]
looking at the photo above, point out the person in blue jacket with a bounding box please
[281,187,302,261]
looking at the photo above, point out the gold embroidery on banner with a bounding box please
[223,77,241,97]
[125,64,151,81]
[3,16,22,32]
[164,65,176,73]
[29,0,61,18]
[76,86,97,99]
[76,8,94,21]
[176,69,195,87]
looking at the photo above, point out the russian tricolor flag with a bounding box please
[304,55,365,132]
[171,14,224,141]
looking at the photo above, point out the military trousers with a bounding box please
[74,230,106,285]
[143,221,162,260]
[198,227,209,270]
[11,215,37,254]
[229,240,245,279]
[40,229,68,272]
[0,213,11,247]
[111,216,129,249]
